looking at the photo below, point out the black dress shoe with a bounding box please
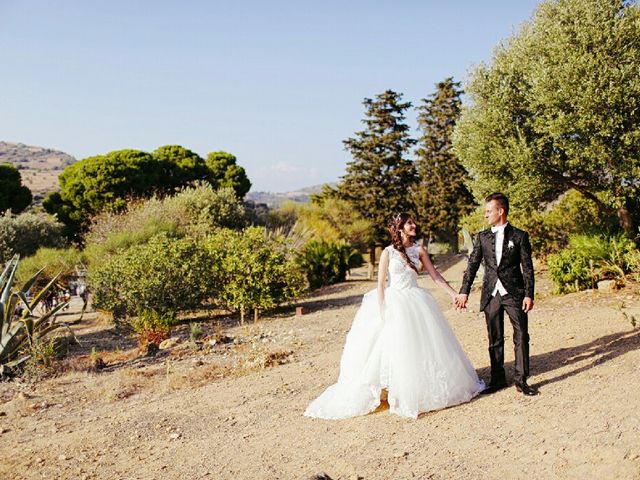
[480,382,508,395]
[515,381,538,396]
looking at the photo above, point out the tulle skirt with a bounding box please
[304,286,484,420]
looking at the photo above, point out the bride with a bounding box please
[304,212,484,420]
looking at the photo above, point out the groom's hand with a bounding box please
[522,297,534,313]
[455,294,468,311]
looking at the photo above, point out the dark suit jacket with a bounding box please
[460,223,535,312]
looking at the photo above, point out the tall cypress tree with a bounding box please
[339,90,417,246]
[413,78,474,249]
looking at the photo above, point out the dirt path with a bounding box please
[1,258,639,479]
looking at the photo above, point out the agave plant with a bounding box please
[0,254,71,374]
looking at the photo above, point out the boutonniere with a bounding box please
[507,240,515,250]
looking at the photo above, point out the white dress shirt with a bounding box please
[491,223,509,297]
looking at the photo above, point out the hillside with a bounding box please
[246,183,336,207]
[0,141,76,202]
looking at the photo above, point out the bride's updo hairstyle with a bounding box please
[388,212,419,273]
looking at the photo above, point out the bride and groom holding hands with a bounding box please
[305,192,538,421]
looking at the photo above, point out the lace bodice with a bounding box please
[385,244,421,290]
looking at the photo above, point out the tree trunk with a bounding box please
[444,229,458,253]
[572,187,636,239]
[254,308,259,323]
[240,306,245,325]
[368,246,376,280]
[617,203,635,238]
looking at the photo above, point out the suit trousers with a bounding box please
[484,292,529,384]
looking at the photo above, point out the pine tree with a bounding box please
[339,90,417,245]
[0,164,32,214]
[413,78,474,249]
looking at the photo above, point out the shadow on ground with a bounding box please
[67,326,138,356]
[493,328,640,388]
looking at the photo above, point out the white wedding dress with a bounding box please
[304,244,484,420]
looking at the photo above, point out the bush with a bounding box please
[85,210,179,267]
[16,247,86,289]
[131,310,175,347]
[0,211,67,264]
[296,197,373,251]
[298,239,363,289]
[85,183,247,265]
[204,227,305,323]
[166,183,247,233]
[548,234,639,293]
[547,249,593,293]
[89,234,216,326]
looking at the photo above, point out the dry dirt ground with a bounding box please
[1,258,639,480]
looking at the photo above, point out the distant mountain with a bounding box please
[0,141,76,202]
[246,183,336,207]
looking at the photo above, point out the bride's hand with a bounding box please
[453,294,467,311]
[450,294,459,309]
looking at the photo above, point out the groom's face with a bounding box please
[485,200,505,226]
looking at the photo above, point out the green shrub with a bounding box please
[131,310,175,347]
[547,248,593,293]
[86,198,179,249]
[16,247,86,288]
[0,211,67,264]
[167,183,247,234]
[189,322,204,341]
[548,234,639,293]
[20,337,57,382]
[88,217,179,261]
[85,183,247,265]
[298,239,363,289]
[89,234,216,326]
[204,227,305,323]
[295,197,373,251]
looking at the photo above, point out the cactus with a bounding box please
[0,254,70,374]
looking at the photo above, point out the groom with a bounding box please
[456,193,538,396]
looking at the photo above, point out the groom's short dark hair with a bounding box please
[485,192,509,215]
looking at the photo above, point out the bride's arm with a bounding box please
[377,249,390,312]
[418,246,457,300]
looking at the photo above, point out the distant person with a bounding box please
[44,290,56,311]
[305,212,484,420]
[61,289,71,310]
[78,283,89,309]
[456,193,537,396]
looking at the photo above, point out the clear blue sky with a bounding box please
[1,0,540,192]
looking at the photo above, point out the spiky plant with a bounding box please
[0,254,71,374]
